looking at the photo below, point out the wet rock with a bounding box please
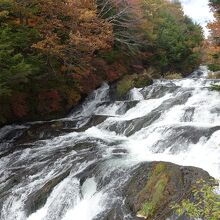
[190,70,203,78]
[99,206,144,220]
[153,125,220,153]
[15,121,67,144]
[116,101,139,115]
[104,90,193,136]
[141,83,178,99]
[104,110,161,136]
[124,162,213,220]
[116,75,137,99]
[25,170,70,216]
[181,107,195,122]
[115,74,153,100]
[76,115,109,132]
[15,115,108,145]
[112,148,128,155]
[134,74,153,89]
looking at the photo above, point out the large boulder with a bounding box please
[124,162,213,220]
[115,74,153,99]
[101,162,213,220]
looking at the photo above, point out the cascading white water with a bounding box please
[0,66,220,220]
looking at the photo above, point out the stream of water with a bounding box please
[0,66,220,220]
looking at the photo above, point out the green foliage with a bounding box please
[0,0,204,125]
[0,23,47,95]
[171,179,220,220]
[116,73,153,98]
[0,43,32,93]
[100,49,122,64]
[210,84,220,91]
[208,64,220,72]
[139,202,154,217]
[149,5,203,74]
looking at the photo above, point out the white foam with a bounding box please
[129,88,144,101]
[62,178,105,220]
[2,66,220,220]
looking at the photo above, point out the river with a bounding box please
[0,66,220,220]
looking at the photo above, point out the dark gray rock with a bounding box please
[25,170,70,216]
[101,161,213,220]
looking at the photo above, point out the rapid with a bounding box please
[0,66,220,220]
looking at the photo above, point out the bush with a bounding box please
[210,84,220,91]
[208,64,220,72]
[171,179,220,220]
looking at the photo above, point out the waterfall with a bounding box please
[0,67,220,220]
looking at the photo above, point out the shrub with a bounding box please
[208,64,220,72]
[171,179,220,220]
[210,84,220,91]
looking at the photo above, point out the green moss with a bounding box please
[208,64,220,72]
[164,72,182,80]
[116,75,136,98]
[138,202,154,218]
[101,50,122,64]
[136,163,169,219]
[134,74,153,88]
[152,177,168,207]
[153,163,166,175]
[116,73,153,98]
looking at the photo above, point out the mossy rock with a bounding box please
[25,170,70,215]
[116,74,153,99]
[116,75,136,98]
[164,72,182,80]
[134,74,153,88]
[125,162,212,220]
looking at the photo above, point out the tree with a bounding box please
[206,0,220,69]
[142,0,203,74]
[97,0,148,54]
[32,0,113,73]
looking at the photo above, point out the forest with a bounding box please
[0,0,218,125]
[207,0,220,71]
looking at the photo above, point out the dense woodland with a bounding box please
[206,0,220,71]
[0,0,216,125]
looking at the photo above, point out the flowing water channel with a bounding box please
[0,66,220,220]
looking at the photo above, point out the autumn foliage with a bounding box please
[0,0,204,125]
[32,0,113,70]
[207,0,220,68]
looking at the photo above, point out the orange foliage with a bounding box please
[106,64,127,82]
[11,93,27,118]
[32,0,113,70]
[37,90,61,115]
[207,1,220,61]
[73,70,102,94]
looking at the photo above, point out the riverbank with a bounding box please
[0,0,204,127]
